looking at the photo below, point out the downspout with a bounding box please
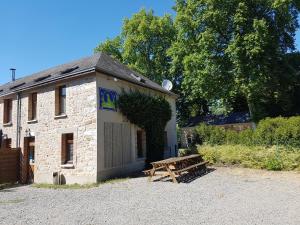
[16,92,22,148]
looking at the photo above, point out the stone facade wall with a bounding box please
[0,71,177,184]
[0,74,98,184]
[96,72,177,180]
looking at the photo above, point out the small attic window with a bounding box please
[0,90,3,92]
[34,74,51,82]
[60,66,79,75]
[10,82,25,90]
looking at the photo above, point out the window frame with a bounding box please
[61,133,74,165]
[28,92,38,121]
[3,99,12,124]
[56,85,67,116]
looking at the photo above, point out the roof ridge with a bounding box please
[0,52,176,97]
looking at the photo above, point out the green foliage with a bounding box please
[170,0,300,121]
[255,116,300,147]
[199,145,300,171]
[118,92,172,163]
[95,9,176,84]
[195,124,226,145]
[194,116,300,147]
[94,3,300,125]
[178,148,196,157]
[94,36,124,62]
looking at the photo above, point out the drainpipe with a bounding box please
[16,92,22,148]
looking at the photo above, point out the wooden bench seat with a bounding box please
[173,161,208,175]
[143,166,165,175]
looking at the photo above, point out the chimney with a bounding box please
[10,68,16,81]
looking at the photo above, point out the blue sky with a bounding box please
[0,0,299,85]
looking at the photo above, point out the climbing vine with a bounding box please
[118,91,172,164]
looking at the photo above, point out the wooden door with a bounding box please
[24,137,35,183]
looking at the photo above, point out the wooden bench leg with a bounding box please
[148,168,156,182]
[166,167,178,184]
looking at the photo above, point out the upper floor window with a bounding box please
[3,99,12,124]
[28,93,37,121]
[55,85,66,116]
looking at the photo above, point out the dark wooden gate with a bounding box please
[0,148,20,183]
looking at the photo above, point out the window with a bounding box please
[60,66,79,75]
[28,93,37,121]
[55,85,66,116]
[61,133,74,165]
[34,74,51,82]
[137,130,145,158]
[3,99,12,124]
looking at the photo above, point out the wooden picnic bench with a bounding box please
[143,154,208,183]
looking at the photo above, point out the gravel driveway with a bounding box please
[1,167,300,225]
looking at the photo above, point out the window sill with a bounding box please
[54,114,67,120]
[61,164,74,169]
[3,122,12,127]
[27,119,38,124]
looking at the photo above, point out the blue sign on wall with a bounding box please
[99,88,118,111]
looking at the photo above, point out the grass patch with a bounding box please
[0,198,25,205]
[102,177,129,184]
[0,183,19,190]
[32,183,99,189]
[198,145,300,171]
[32,177,129,189]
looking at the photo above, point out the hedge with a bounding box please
[198,145,300,171]
[194,116,300,148]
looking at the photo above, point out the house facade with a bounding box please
[0,53,177,184]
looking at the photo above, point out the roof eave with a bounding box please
[95,67,178,98]
[0,67,96,98]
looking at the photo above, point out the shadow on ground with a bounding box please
[178,168,216,183]
[0,183,27,192]
[142,167,216,184]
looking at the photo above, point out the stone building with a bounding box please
[0,53,177,184]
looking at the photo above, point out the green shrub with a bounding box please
[193,116,300,148]
[118,91,171,163]
[198,144,300,171]
[255,117,287,146]
[195,124,226,145]
[178,148,198,156]
[264,157,283,171]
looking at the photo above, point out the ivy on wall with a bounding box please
[118,91,172,164]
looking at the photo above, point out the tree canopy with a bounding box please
[95,2,300,124]
[169,0,300,121]
[95,9,176,84]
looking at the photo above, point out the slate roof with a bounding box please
[184,112,251,128]
[0,53,176,97]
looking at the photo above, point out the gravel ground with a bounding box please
[1,167,300,225]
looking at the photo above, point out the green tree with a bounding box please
[95,9,176,84]
[169,0,300,121]
[96,36,124,62]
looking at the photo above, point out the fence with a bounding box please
[0,148,20,183]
